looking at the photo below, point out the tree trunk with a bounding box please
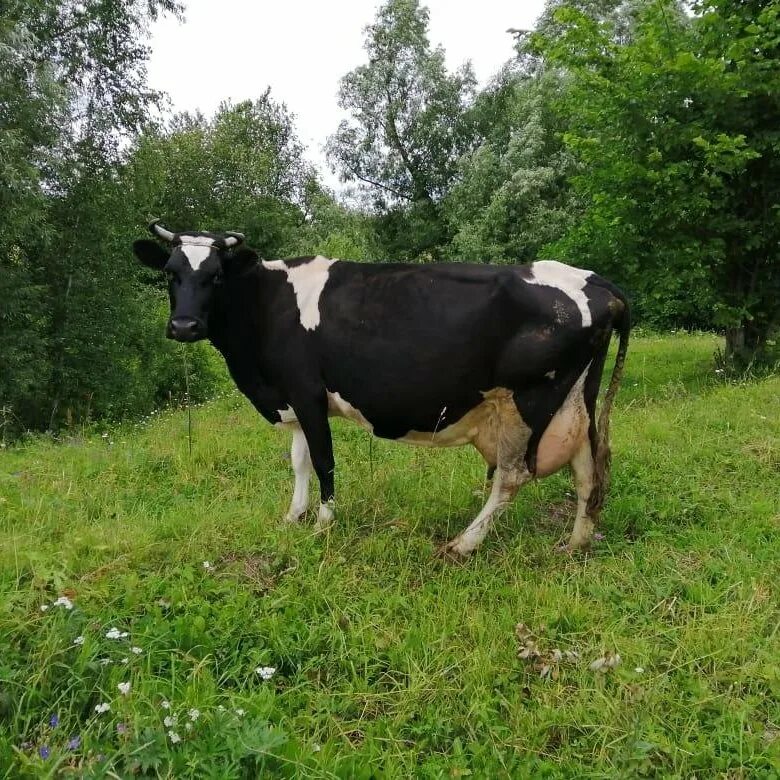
[725,321,769,366]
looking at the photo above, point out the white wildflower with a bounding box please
[312,743,321,753]
[73,635,85,646]
[94,702,111,714]
[105,628,122,640]
[130,646,142,655]
[217,705,226,712]
[99,657,112,666]
[117,682,131,696]
[255,666,276,680]
[167,730,181,743]
[635,667,645,674]
[120,657,129,664]
[120,631,129,638]
[161,700,171,710]
[202,561,212,570]
[235,708,245,717]
[40,604,49,612]
[185,722,193,732]
[163,715,177,727]
[53,596,73,610]
[188,708,200,721]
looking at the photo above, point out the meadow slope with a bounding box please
[0,333,778,778]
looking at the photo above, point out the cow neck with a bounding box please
[208,262,283,391]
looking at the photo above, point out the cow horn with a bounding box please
[149,219,175,242]
[223,231,245,248]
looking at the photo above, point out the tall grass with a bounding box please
[1,332,778,777]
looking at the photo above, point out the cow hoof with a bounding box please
[313,502,334,534]
[283,512,301,524]
[555,540,590,555]
[436,539,472,561]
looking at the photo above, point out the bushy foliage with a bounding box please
[531,0,780,361]
[4,0,779,438]
[0,4,367,439]
[443,69,575,264]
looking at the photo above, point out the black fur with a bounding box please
[133,237,628,510]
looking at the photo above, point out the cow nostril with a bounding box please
[170,317,197,332]
[169,317,200,340]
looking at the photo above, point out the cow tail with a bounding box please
[588,290,630,516]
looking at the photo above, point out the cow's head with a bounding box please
[133,221,257,342]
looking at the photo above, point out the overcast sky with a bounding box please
[147,0,547,187]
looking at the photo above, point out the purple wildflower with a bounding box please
[49,713,59,728]
[593,532,605,542]
[39,746,50,759]
[67,735,81,750]
[116,723,128,734]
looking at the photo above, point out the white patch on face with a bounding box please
[262,256,336,330]
[180,236,216,270]
[527,260,593,327]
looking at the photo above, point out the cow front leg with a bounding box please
[441,464,529,557]
[284,426,312,523]
[292,397,336,533]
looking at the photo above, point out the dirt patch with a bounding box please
[217,551,297,593]
[531,495,577,534]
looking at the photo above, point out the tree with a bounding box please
[532,0,780,363]
[327,0,476,258]
[0,0,184,434]
[125,95,317,258]
[443,67,575,264]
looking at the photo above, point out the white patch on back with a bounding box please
[262,255,336,331]
[180,236,216,270]
[527,260,593,327]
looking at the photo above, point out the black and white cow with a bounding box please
[133,221,629,556]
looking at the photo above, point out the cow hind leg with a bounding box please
[567,440,598,550]
[442,464,530,557]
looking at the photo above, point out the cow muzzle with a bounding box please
[167,317,206,342]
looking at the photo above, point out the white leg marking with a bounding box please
[568,441,596,549]
[314,499,335,534]
[445,465,529,556]
[284,426,312,523]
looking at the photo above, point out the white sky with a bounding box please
[147,0,546,188]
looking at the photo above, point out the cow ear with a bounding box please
[223,246,258,275]
[133,239,169,270]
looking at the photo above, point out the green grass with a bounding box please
[1,332,778,778]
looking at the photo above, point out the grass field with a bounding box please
[1,332,778,778]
